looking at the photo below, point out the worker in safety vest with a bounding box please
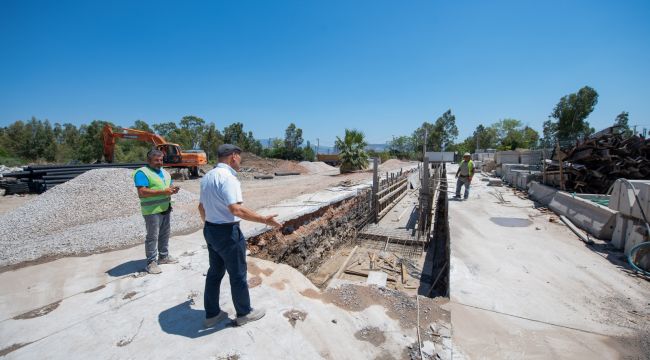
[455,152,474,200]
[133,149,180,274]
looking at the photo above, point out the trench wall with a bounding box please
[248,189,372,275]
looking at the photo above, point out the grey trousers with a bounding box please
[456,176,471,199]
[143,212,171,263]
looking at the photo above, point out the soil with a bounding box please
[13,300,62,320]
[354,326,386,346]
[300,284,450,344]
[283,309,308,327]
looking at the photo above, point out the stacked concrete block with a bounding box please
[495,151,519,165]
[516,172,542,190]
[519,150,543,165]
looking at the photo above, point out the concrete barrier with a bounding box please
[548,191,617,240]
[527,181,558,206]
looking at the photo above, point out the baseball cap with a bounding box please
[218,144,242,157]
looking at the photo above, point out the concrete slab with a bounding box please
[447,164,650,359]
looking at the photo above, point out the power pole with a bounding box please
[423,129,427,160]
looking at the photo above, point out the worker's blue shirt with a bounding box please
[200,163,243,223]
[133,166,172,187]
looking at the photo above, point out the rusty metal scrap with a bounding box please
[547,127,649,193]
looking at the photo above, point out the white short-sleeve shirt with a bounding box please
[199,163,243,223]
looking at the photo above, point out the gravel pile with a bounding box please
[0,168,202,267]
[298,161,336,174]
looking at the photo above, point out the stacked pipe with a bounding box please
[2,163,146,194]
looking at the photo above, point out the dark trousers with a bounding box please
[203,222,252,318]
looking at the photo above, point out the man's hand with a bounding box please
[171,186,180,194]
[469,177,473,182]
[263,214,282,228]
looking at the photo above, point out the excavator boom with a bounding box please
[102,125,207,176]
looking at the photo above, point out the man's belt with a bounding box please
[205,221,240,226]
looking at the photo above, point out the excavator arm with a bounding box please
[102,124,167,163]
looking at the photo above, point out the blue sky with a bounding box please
[1,0,649,146]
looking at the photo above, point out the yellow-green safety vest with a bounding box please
[133,166,172,215]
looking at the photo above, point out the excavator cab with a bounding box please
[158,144,182,164]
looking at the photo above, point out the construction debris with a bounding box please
[547,128,649,193]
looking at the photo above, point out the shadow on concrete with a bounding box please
[106,260,147,277]
[159,300,232,338]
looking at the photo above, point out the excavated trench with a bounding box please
[247,166,450,298]
[248,189,373,276]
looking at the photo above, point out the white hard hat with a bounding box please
[463,152,471,157]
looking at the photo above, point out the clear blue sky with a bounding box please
[1,0,649,146]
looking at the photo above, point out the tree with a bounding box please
[550,86,598,141]
[614,111,632,137]
[179,115,206,149]
[303,141,315,161]
[200,123,224,162]
[153,122,178,138]
[540,119,558,148]
[132,120,153,133]
[473,124,498,150]
[389,135,415,159]
[432,110,459,151]
[282,123,304,160]
[78,120,115,163]
[411,110,459,156]
[335,129,369,173]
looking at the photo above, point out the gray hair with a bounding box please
[147,149,164,160]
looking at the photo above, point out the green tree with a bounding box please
[282,123,304,160]
[550,86,598,141]
[432,110,459,151]
[303,141,316,161]
[153,122,178,138]
[200,123,224,162]
[389,135,415,159]
[132,120,153,133]
[335,129,369,173]
[78,120,115,163]
[179,115,206,149]
[614,111,632,137]
[473,124,498,150]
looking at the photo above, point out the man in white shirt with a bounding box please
[198,144,282,328]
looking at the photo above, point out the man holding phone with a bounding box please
[133,149,180,274]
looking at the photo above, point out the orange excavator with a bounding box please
[102,124,207,177]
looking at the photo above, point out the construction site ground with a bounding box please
[446,164,650,359]
[1,159,452,359]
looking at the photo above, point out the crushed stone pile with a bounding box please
[298,161,336,174]
[0,168,202,268]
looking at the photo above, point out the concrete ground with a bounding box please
[447,164,650,359]
[0,174,449,359]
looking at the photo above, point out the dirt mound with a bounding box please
[298,161,336,174]
[240,152,308,175]
[379,159,415,172]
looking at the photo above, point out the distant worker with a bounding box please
[199,144,282,328]
[133,149,180,274]
[455,152,474,200]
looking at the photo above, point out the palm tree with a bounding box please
[335,129,369,173]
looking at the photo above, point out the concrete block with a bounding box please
[527,181,558,206]
[495,151,520,165]
[548,191,618,240]
[623,219,648,256]
[609,179,650,220]
[519,150,543,165]
[488,178,502,186]
[611,214,628,250]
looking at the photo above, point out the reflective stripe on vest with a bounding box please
[133,166,172,215]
